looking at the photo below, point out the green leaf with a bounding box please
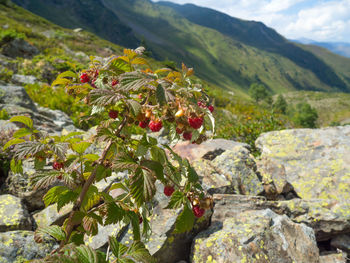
[57,71,77,79]
[9,115,33,129]
[81,185,100,211]
[10,158,23,174]
[34,157,46,170]
[113,152,138,171]
[43,185,70,207]
[83,154,100,161]
[150,146,167,165]
[140,160,164,181]
[109,236,128,259]
[127,100,142,117]
[57,189,78,212]
[72,142,91,154]
[74,245,103,263]
[204,111,215,134]
[82,215,99,236]
[130,169,156,207]
[156,84,166,105]
[13,128,32,138]
[52,78,71,86]
[35,225,66,241]
[105,202,125,225]
[185,160,199,183]
[128,211,141,241]
[95,164,111,182]
[174,204,195,233]
[3,138,25,151]
[127,241,155,263]
[166,190,185,209]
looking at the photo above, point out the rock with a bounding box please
[173,139,249,162]
[331,234,350,253]
[11,74,37,85]
[33,203,73,229]
[0,119,17,133]
[191,208,319,263]
[0,230,57,262]
[0,194,32,232]
[256,127,350,203]
[0,85,37,112]
[85,224,126,250]
[0,54,18,72]
[1,38,39,58]
[212,147,263,195]
[0,85,78,133]
[257,157,294,196]
[319,252,348,263]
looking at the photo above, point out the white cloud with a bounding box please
[153,0,350,42]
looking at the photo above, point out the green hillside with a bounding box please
[11,0,350,94]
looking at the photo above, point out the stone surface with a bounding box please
[319,252,348,263]
[0,194,32,232]
[256,127,350,203]
[1,38,39,58]
[173,139,249,162]
[0,85,37,112]
[331,234,350,253]
[11,74,37,85]
[191,208,319,263]
[33,203,73,229]
[0,230,57,262]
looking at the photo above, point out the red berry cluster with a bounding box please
[149,120,163,132]
[80,73,90,83]
[108,110,119,119]
[188,117,203,129]
[183,131,192,141]
[197,101,214,113]
[53,161,64,170]
[192,205,205,218]
[164,186,175,196]
[139,120,148,129]
[111,79,119,86]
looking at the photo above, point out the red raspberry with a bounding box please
[57,175,63,180]
[188,117,203,129]
[112,79,119,86]
[197,101,206,108]
[108,110,119,119]
[192,205,205,218]
[183,131,192,141]
[139,120,148,129]
[139,216,143,224]
[53,162,64,170]
[80,73,90,83]
[164,186,175,196]
[138,94,143,99]
[149,120,162,132]
[208,105,214,113]
[176,128,183,134]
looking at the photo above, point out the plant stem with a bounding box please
[59,117,127,250]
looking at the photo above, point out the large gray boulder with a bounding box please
[0,194,32,232]
[0,230,57,262]
[256,127,350,203]
[1,38,39,58]
[191,208,319,263]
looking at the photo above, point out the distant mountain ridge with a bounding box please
[294,38,350,58]
[11,0,350,94]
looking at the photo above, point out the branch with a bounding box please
[59,117,128,249]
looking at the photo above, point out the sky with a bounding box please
[153,0,350,43]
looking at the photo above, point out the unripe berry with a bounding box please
[192,205,205,218]
[175,109,184,118]
[176,128,183,134]
[183,131,192,141]
[80,73,90,83]
[164,186,175,196]
[149,120,162,132]
[57,175,63,180]
[109,110,119,119]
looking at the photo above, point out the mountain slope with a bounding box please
[294,38,350,58]
[11,0,350,94]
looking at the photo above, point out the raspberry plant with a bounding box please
[4,47,215,262]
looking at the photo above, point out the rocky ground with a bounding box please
[0,46,350,262]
